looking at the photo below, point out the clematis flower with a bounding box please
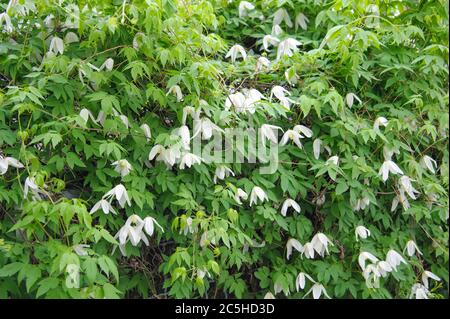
[304,283,331,299]
[103,184,131,208]
[270,85,290,101]
[373,117,388,133]
[179,152,202,169]
[301,242,315,259]
[358,251,379,271]
[79,108,97,125]
[410,283,429,299]
[280,198,301,216]
[421,270,441,289]
[214,166,235,183]
[264,292,275,299]
[234,188,248,205]
[404,240,422,257]
[49,36,64,55]
[276,38,301,60]
[167,85,183,102]
[326,155,339,166]
[243,89,265,113]
[238,1,255,18]
[100,58,114,71]
[149,144,181,167]
[385,249,407,271]
[140,124,152,141]
[421,155,437,174]
[226,44,247,63]
[255,56,270,72]
[345,92,362,108]
[313,139,321,160]
[296,272,314,291]
[143,216,164,237]
[311,232,333,257]
[271,24,283,36]
[378,160,403,182]
[0,12,13,33]
[260,124,281,146]
[280,130,303,149]
[295,12,309,30]
[182,106,200,125]
[112,159,133,178]
[249,186,268,206]
[355,225,371,241]
[398,176,419,199]
[0,156,24,175]
[225,92,246,112]
[286,238,303,260]
[23,176,42,200]
[194,117,224,140]
[89,199,118,215]
[273,8,293,27]
[391,188,410,211]
[262,35,280,51]
[293,125,313,138]
[352,196,370,211]
[174,125,191,151]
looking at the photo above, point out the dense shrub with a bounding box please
[0,0,448,299]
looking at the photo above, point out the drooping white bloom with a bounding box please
[115,215,145,255]
[0,156,24,175]
[355,225,371,241]
[276,38,301,60]
[167,85,183,102]
[280,130,303,149]
[286,238,303,260]
[296,272,314,291]
[174,125,191,151]
[378,160,404,182]
[326,155,339,166]
[273,8,293,27]
[260,124,281,146]
[404,240,422,257]
[398,176,419,200]
[358,251,379,271]
[311,233,333,257]
[49,36,64,55]
[262,35,280,51]
[270,85,290,101]
[79,108,97,125]
[377,261,393,277]
[271,24,283,36]
[280,199,300,216]
[304,283,331,299]
[249,186,268,206]
[143,216,164,237]
[23,176,41,199]
[410,283,429,299]
[194,117,224,140]
[0,12,13,33]
[373,117,388,133]
[225,92,246,112]
[179,152,202,169]
[100,58,114,71]
[295,12,309,30]
[214,166,235,183]
[302,242,315,259]
[112,159,132,178]
[243,89,265,113]
[352,196,370,211]
[293,125,313,138]
[225,44,247,63]
[345,92,361,108]
[103,184,131,208]
[385,249,407,271]
[421,270,441,289]
[72,244,90,256]
[391,188,410,211]
[234,188,248,205]
[238,1,255,18]
[182,106,200,125]
[255,56,270,72]
[421,155,437,174]
[140,124,152,141]
[264,292,275,299]
[89,199,118,215]
[313,139,321,160]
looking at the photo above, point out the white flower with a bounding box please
[295,12,309,30]
[410,283,429,299]
[295,272,314,291]
[143,216,164,237]
[358,251,379,271]
[255,56,270,72]
[238,1,255,18]
[225,92,246,112]
[404,240,422,257]
[345,92,361,108]
[194,117,224,140]
[280,198,300,216]
[311,232,333,257]
[270,85,289,100]
[175,125,191,151]
[179,152,202,169]
[273,8,293,27]
[352,196,370,211]
[0,12,13,33]
[49,36,64,55]
[140,124,152,141]
[226,44,247,63]
[149,145,181,167]
[167,85,183,102]
[90,199,118,215]
[378,160,403,182]
[373,117,388,133]
[79,108,97,125]
[421,270,441,289]
[262,35,280,51]
[119,115,129,128]
[355,225,371,241]
[249,186,268,206]
[276,38,301,60]
[112,159,132,178]
[234,188,248,205]
[313,139,321,160]
[264,292,275,299]
[182,106,200,125]
[302,242,315,259]
[214,166,235,183]
[377,261,393,277]
[286,238,303,260]
[260,124,281,146]
[100,58,114,71]
[326,155,339,166]
[243,89,265,113]
[0,156,24,175]
[398,176,419,200]
[115,215,147,255]
[103,184,131,208]
[293,125,313,138]
[271,24,283,36]
[280,130,303,149]
[72,244,90,256]
[23,176,41,199]
[385,249,407,271]
[421,155,437,174]
[304,283,331,299]
[391,188,410,211]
